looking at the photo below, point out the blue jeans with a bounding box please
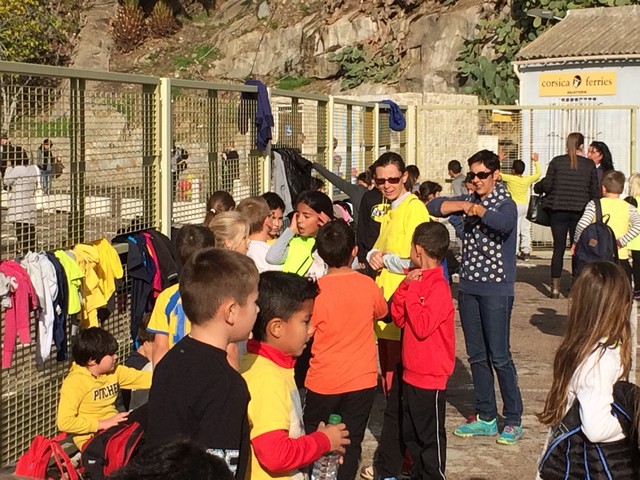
[41,169,52,194]
[458,293,523,426]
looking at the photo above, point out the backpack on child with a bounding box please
[538,381,639,479]
[81,421,144,480]
[574,199,619,277]
[14,433,80,480]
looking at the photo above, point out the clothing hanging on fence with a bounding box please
[272,148,313,215]
[379,100,406,131]
[146,230,180,289]
[46,253,69,361]
[54,250,83,315]
[0,260,39,368]
[239,79,274,150]
[34,253,58,365]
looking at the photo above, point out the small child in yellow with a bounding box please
[56,327,152,450]
[240,271,350,479]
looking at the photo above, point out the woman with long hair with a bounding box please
[587,140,614,186]
[538,132,599,298]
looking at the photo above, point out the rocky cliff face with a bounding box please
[76,0,482,95]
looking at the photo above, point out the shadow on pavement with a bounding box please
[446,356,475,419]
[530,307,566,337]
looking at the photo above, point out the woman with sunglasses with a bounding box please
[536,132,599,298]
[366,152,429,394]
[587,140,614,186]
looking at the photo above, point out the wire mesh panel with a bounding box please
[378,105,408,162]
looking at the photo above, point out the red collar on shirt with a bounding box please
[246,339,296,369]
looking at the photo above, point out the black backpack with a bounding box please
[539,381,640,479]
[574,199,618,277]
[81,421,144,479]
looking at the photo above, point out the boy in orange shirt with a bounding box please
[303,220,388,480]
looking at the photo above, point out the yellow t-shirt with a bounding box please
[241,347,305,480]
[500,162,541,205]
[57,363,152,449]
[373,194,430,341]
[147,284,190,348]
[626,196,640,251]
[602,197,633,260]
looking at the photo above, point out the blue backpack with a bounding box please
[574,199,618,277]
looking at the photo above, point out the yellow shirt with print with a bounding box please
[373,194,430,341]
[147,284,191,349]
[500,162,541,205]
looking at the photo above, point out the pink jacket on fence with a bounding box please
[1,260,39,368]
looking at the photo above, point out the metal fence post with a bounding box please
[159,78,172,237]
[69,78,86,245]
[406,106,417,167]
[327,96,335,200]
[630,107,637,174]
[373,103,380,159]
[207,89,219,197]
[142,84,159,232]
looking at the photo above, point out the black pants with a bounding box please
[620,259,632,286]
[631,251,640,291]
[14,222,36,254]
[304,387,376,480]
[549,210,582,279]
[403,385,447,480]
[374,362,405,479]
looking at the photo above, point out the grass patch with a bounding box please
[276,76,312,90]
[14,117,70,138]
[172,43,222,69]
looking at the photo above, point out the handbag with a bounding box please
[52,158,65,178]
[526,194,550,226]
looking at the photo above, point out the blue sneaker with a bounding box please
[453,417,498,437]
[496,424,523,445]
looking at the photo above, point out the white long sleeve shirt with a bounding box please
[566,344,625,443]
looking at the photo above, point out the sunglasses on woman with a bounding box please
[374,177,403,186]
[466,170,495,180]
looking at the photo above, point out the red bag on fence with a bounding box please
[14,433,80,480]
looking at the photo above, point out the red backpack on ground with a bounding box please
[14,433,80,480]
[80,421,144,480]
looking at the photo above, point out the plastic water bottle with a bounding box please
[311,414,342,480]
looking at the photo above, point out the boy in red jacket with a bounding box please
[391,221,455,480]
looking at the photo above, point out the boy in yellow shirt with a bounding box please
[573,170,640,283]
[56,327,152,450]
[240,272,349,480]
[499,153,541,260]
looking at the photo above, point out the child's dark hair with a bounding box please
[602,170,625,194]
[357,170,372,186]
[72,327,118,366]
[448,160,462,174]
[295,190,334,219]
[512,160,525,175]
[316,220,355,268]
[109,439,234,480]
[262,192,286,212]
[311,177,325,192]
[180,248,259,326]
[253,272,319,342]
[137,313,155,345]
[175,224,215,266]
[204,191,235,225]
[418,181,442,202]
[412,222,450,263]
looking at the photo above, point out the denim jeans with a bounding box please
[458,293,523,426]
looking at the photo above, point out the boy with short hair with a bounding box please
[240,271,350,480]
[146,248,260,478]
[56,327,152,450]
[122,315,155,410]
[573,170,640,282]
[148,224,214,366]
[262,192,286,241]
[303,221,388,480]
[448,160,465,196]
[499,153,541,260]
[390,221,455,480]
[236,196,280,273]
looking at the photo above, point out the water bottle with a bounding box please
[311,414,342,480]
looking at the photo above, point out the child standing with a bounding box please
[538,261,636,477]
[240,271,350,480]
[499,153,541,260]
[625,173,640,297]
[146,248,260,478]
[573,170,640,283]
[262,192,286,242]
[304,220,388,480]
[236,196,280,273]
[266,191,333,279]
[390,222,455,480]
[56,328,152,450]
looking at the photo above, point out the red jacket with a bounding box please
[391,266,455,390]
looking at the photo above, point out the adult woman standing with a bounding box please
[539,132,599,298]
[587,140,614,186]
[367,152,430,393]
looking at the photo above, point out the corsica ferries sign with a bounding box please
[539,72,617,96]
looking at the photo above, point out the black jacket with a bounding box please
[539,154,599,212]
[357,188,383,264]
